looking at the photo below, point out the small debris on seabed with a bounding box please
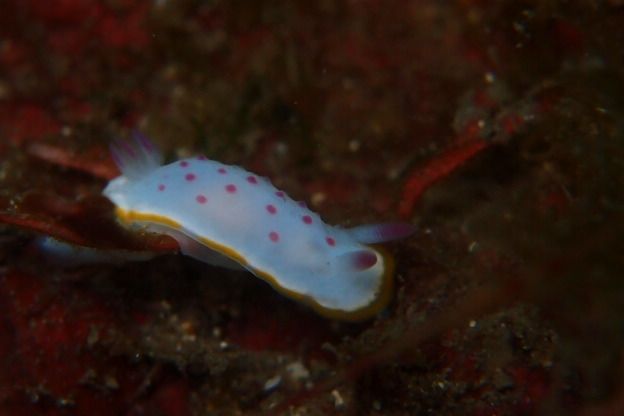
[263,375,282,393]
[331,389,345,410]
[286,361,310,382]
[311,192,326,207]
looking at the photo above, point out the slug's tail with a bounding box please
[110,131,164,180]
[347,222,416,244]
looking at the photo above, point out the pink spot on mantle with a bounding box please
[266,204,277,214]
[225,184,237,193]
[185,173,196,181]
[218,168,227,174]
[275,191,285,198]
[180,160,189,167]
[353,251,377,270]
[298,201,307,208]
[325,237,336,247]
[302,215,312,224]
[269,231,279,242]
[196,195,207,204]
[158,184,165,191]
[247,176,258,184]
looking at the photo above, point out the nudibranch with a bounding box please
[103,133,415,320]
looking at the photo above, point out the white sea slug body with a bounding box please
[103,133,415,320]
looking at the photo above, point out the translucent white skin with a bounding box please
[103,157,389,316]
[37,236,156,267]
